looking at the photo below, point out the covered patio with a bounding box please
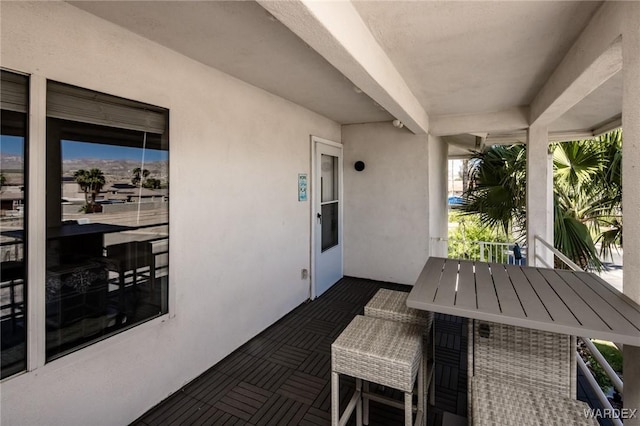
[1,1,639,425]
[131,277,612,425]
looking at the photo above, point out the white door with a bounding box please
[312,137,343,298]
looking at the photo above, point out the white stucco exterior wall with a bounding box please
[427,135,448,258]
[342,122,430,285]
[0,3,340,425]
[622,2,640,423]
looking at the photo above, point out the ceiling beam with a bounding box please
[430,107,529,136]
[257,0,429,134]
[485,130,600,146]
[529,2,625,127]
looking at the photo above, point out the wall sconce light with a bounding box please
[392,119,404,129]
[354,161,365,172]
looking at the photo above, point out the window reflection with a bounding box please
[1,71,28,379]
[45,82,169,360]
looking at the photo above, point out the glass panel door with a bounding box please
[321,154,338,252]
[313,139,342,298]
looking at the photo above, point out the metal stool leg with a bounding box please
[419,356,425,425]
[332,371,339,425]
[363,381,370,425]
[356,378,363,426]
[404,391,412,426]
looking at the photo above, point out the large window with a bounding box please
[45,81,169,360]
[1,71,28,378]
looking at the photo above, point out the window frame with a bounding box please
[1,73,172,379]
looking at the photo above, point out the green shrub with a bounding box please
[584,341,622,392]
[448,212,510,260]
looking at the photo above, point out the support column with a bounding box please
[622,3,640,424]
[526,124,553,267]
[427,134,449,258]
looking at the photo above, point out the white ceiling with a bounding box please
[352,1,602,116]
[70,0,621,154]
[70,0,393,125]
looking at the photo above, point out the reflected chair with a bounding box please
[0,261,25,333]
[103,241,155,323]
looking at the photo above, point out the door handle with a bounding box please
[317,212,322,224]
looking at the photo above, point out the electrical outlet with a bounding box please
[301,268,308,279]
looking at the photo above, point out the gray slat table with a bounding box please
[407,257,640,346]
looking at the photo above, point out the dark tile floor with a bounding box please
[132,276,605,426]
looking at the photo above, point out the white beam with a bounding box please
[485,130,597,146]
[430,107,529,136]
[257,0,429,134]
[530,2,625,126]
[592,116,622,137]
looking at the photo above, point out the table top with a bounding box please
[2,223,133,240]
[48,223,133,238]
[407,257,640,346]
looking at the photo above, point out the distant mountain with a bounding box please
[62,158,168,182]
[1,155,168,182]
[0,154,24,170]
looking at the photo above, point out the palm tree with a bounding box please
[461,131,622,271]
[73,168,106,212]
[553,130,623,264]
[131,167,150,186]
[587,130,622,258]
[463,144,527,236]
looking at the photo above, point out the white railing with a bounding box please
[534,235,623,424]
[448,239,526,265]
[479,241,526,265]
[533,235,581,271]
[577,356,623,426]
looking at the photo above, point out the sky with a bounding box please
[61,140,168,162]
[0,135,167,162]
[0,135,24,156]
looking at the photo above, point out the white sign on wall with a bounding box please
[298,173,308,201]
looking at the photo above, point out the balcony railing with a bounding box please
[447,239,526,265]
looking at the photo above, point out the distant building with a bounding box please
[0,187,24,215]
[103,183,167,203]
[61,178,167,204]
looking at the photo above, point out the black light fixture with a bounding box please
[354,161,365,172]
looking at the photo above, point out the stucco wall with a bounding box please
[0,2,340,425]
[342,122,430,285]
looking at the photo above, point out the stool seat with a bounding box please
[333,315,423,391]
[365,288,433,332]
[332,315,424,426]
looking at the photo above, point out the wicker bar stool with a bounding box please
[364,289,433,332]
[364,288,435,417]
[331,315,424,426]
[472,376,598,425]
[468,321,583,425]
